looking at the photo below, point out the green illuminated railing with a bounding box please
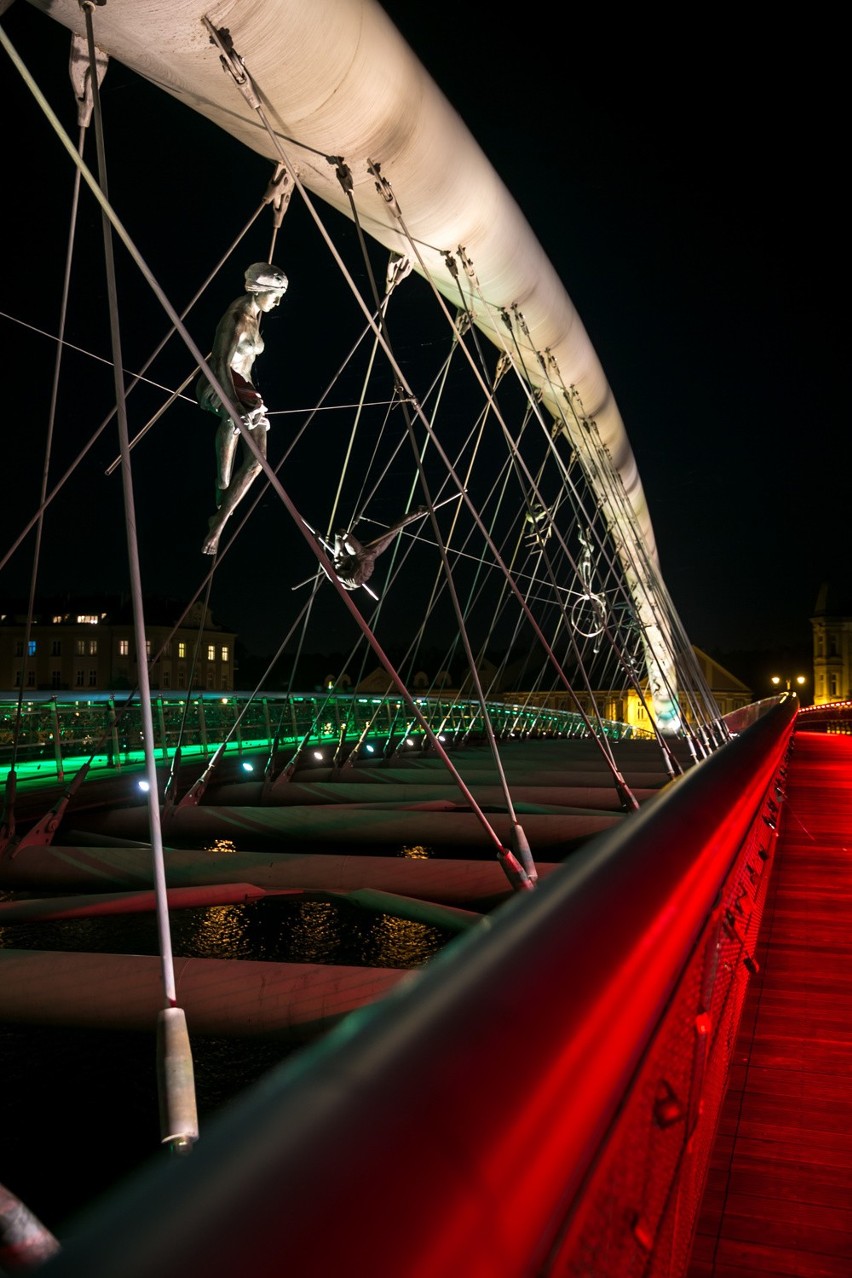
[0,690,636,783]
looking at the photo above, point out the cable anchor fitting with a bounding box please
[263,162,293,228]
[454,310,472,338]
[69,30,109,129]
[328,155,353,195]
[494,353,512,387]
[385,252,413,294]
[367,159,402,218]
[204,23,261,110]
[442,251,460,281]
[511,303,531,340]
[457,245,478,285]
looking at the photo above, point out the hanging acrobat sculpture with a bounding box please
[524,501,555,550]
[570,528,608,651]
[327,507,429,597]
[196,262,288,555]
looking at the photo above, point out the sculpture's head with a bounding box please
[244,262,289,298]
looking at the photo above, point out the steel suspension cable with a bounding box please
[548,379,702,757]
[487,317,686,769]
[0,43,103,844]
[80,2,197,1154]
[315,172,541,879]
[364,196,642,803]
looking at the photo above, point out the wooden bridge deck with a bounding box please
[688,730,852,1277]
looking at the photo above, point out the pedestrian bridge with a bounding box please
[0,3,843,1272]
[3,694,849,1277]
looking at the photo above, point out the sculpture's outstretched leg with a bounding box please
[360,505,428,558]
[202,447,264,555]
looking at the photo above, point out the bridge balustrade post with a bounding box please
[48,697,64,782]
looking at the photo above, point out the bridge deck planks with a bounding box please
[687,730,852,1278]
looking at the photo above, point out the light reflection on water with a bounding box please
[185,904,253,958]
[362,914,443,967]
[286,900,343,963]
[0,898,452,967]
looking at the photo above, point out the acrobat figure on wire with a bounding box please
[524,501,554,550]
[195,262,288,555]
[329,506,429,595]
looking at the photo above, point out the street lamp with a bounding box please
[771,674,806,693]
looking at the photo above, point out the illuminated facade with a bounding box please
[0,596,236,693]
[587,646,751,732]
[355,647,752,731]
[811,582,852,705]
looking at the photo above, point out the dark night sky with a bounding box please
[1,1,846,668]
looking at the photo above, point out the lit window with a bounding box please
[76,615,98,625]
[207,644,216,661]
[88,639,98,655]
[119,639,129,656]
[52,615,62,624]
[220,645,229,662]
[178,642,186,659]
[76,640,86,656]
[145,640,151,656]
[27,639,36,656]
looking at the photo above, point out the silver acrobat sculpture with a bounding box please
[196,262,288,555]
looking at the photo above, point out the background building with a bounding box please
[811,582,852,705]
[353,646,753,732]
[0,596,236,693]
